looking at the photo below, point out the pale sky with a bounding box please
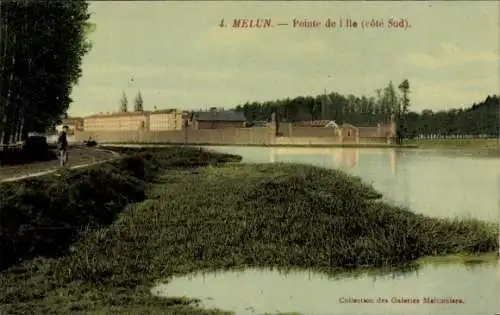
[69,1,499,117]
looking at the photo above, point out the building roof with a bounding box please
[294,120,331,127]
[151,109,178,114]
[63,117,84,124]
[85,109,182,119]
[194,110,246,122]
[324,121,338,127]
[85,111,148,118]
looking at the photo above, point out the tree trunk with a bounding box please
[2,4,16,146]
[0,2,8,146]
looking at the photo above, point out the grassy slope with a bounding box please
[0,155,497,314]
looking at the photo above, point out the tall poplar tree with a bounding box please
[0,0,91,143]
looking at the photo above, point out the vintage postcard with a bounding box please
[0,1,498,315]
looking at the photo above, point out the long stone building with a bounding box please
[81,109,246,132]
[83,110,184,132]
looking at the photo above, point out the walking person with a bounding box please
[57,125,69,167]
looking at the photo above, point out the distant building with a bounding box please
[84,112,149,132]
[82,109,183,132]
[294,120,331,127]
[56,117,84,135]
[339,123,358,141]
[324,120,338,128]
[149,109,183,131]
[192,110,246,129]
[251,120,270,127]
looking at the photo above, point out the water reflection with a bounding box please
[205,146,500,223]
[152,260,499,315]
[268,147,361,171]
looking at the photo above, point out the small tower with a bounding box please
[119,92,128,112]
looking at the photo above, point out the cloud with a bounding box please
[405,42,499,70]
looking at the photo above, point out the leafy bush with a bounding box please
[0,136,57,165]
[0,146,241,270]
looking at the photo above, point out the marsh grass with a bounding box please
[0,153,497,314]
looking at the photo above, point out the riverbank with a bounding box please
[0,150,497,314]
[102,141,418,149]
[101,138,498,154]
[406,138,499,157]
[407,138,498,148]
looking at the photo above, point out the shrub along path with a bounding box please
[0,146,241,270]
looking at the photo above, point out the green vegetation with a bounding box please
[0,136,57,165]
[234,80,411,126]
[232,79,498,139]
[0,146,241,270]
[0,148,497,314]
[0,1,91,144]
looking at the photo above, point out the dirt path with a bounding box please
[0,147,120,182]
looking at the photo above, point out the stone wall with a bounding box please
[283,126,338,138]
[74,123,395,145]
[358,127,381,138]
[279,123,395,139]
[275,137,341,146]
[195,120,245,129]
[75,127,274,145]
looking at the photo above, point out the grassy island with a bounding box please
[0,146,497,314]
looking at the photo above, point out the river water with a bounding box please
[153,146,500,315]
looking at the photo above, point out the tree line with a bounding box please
[0,0,91,145]
[403,95,498,138]
[233,80,499,138]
